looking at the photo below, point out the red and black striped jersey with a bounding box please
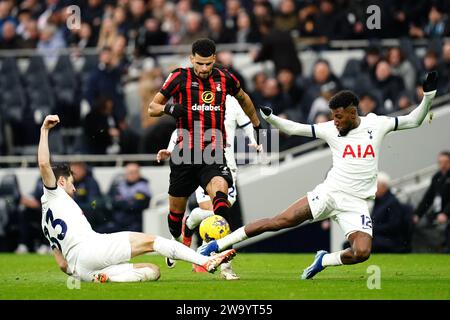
[160,66,241,150]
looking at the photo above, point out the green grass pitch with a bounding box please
[1,253,449,300]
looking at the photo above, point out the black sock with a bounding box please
[168,210,184,238]
[212,191,230,219]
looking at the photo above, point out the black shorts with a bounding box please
[168,160,233,198]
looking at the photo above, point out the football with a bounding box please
[199,215,231,242]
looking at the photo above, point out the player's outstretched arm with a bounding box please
[148,92,168,117]
[260,106,316,137]
[38,115,59,188]
[235,88,261,128]
[53,248,70,275]
[396,71,437,130]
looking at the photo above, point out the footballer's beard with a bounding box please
[197,70,212,79]
[338,121,354,137]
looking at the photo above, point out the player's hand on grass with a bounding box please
[164,103,184,118]
[157,149,172,163]
[42,115,60,130]
[423,71,438,93]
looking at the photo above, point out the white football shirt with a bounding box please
[263,90,436,200]
[41,186,94,259]
[313,113,395,199]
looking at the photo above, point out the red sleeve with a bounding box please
[223,69,241,96]
[160,68,182,98]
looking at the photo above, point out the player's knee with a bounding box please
[140,265,160,281]
[353,247,371,262]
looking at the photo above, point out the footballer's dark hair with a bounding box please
[329,90,360,110]
[192,38,216,57]
[51,163,72,181]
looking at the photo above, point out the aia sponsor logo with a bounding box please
[342,144,375,158]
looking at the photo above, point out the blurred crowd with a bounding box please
[0,0,450,51]
[1,0,450,155]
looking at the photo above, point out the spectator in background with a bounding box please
[358,92,385,116]
[410,5,449,39]
[0,21,25,49]
[313,111,330,124]
[82,0,105,43]
[37,23,66,63]
[413,151,450,253]
[235,10,260,44]
[84,46,127,123]
[277,68,303,109]
[419,49,448,95]
[372,172,412,253]
[20,19,39,48]
[254,77,291,117]
[0,0,17,38]
[161,2,182,45]
[252,18,302,77]
[274,0,298,32]
[207,14,233,44]
[97,16,119,49]
[135,17,168,56]
[83,96,120,154]
[302,59,341,116]
[314,0,352,41]
[113,5,130,37]
[360,45,382,80]
[216,50,247,91]
[68,22,96,50]
[249,71,267,104]
[386,46,416,92]
[14,178,49,254]
[70,162,106,231]
[224,0,241,34]
[396,90,418,111]
[373,59,405,113]
[438,41,450,94]
[307,80,337,124]
[98,162,151,233]
[138,68,164,130]
[179,11,207,45]
[111,34,130,74]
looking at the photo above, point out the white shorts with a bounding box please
[72,231,132,281]
[307,183,373,238]
[195,185,237,206]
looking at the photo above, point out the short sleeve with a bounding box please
[43,185,63,200]
[312,121,334,140]
[160,68,182,99]
[223,69,241,97]
[374,115,398,136]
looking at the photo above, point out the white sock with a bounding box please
[107,267,159,282]
[220,261,232,272]
[217,227,248,250]
[321,250,344,267]
[187,208,214,229]
[153,236,208,265]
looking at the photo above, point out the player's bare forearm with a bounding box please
[53,248,70,275]
[38,115,59,188]
[235,90,260,127]
[148,92,168,117]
